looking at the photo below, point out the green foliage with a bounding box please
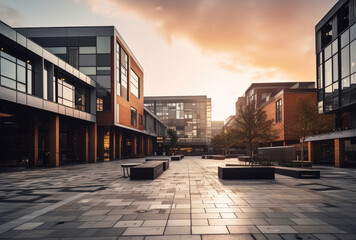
[231,103,279,166]
[167,128,179,147]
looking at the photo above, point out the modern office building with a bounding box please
[211,121,224,137]
[15,25,167,162]
[0,20,166,167]
[306,0,356,167]
[144,96,212,154]
[0,21,97,167]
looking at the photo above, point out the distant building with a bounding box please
[235,82,316,156]
[261,87,316,157]
[307,0,356,167]
[211,121,224,137]
[144,96,212,154]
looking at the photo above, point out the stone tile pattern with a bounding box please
[0,156,356,239]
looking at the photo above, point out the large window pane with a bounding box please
[351,40,356,74]
[130,68,139,98]
[45,47,67,54]
[97,37,111,54]
[351,23,356,42]
[17,65,26,83]
[342,76,350,91]
[97,75,111,88]
[341,45,350,78]
[341,30,349,48]
[325,59,332,86]
[324,44,332,60]
[79,46,96,54]
[1,76,16,89]
[332,39,338,55]
[1,58,16,79]
[333,54,338,82]
[79,54,96,66]
[97,89,111,111]
[79,66,96,75]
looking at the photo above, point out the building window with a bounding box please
[275,99,282,123]
[57,78,75,108]
[0,50,32,95]
[130,68,140,98]
[97,98,103,111]
[139,114,143,125]
[68,47,79,69]
[120,47,129,101]
[131,107,137,127]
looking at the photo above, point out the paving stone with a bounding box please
[227,225,261,234]
[257,225,298,234]
[192,226,229,234]
[164,226,191,235]
[122,226,165,235]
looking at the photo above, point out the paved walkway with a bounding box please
[0,156,356,239]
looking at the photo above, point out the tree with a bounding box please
[167,129,179,155]
[211,125,233,155]
[285,97,333,167]
[232,103,279,166]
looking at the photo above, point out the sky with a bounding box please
[0,0,337,121]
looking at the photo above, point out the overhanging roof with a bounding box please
[305,129,356,142]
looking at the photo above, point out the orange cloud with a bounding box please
[89,0,337,81]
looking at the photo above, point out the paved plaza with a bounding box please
[0,157,356,240]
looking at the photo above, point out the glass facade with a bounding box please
[130,68,139,98]
[43,36,112,112]
[275,99,282,122]
[0,50,32,95]
[317,19,356,112]
[144,97,211,144]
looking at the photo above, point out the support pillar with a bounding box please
[308,141,314,162]
[118,132,122,159]
[89,123,97,163]
[29,115,38,166]
[49,115,59,167]
[111,128,116,160]
[334,139,345,167]
[98,127,104,161]
[81,125,89,162]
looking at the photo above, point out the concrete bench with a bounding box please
[121,163,142,177]
[218,166,275,180]
[145,159,170,170]
[213,155,225,160]
[171,155,183,161]
[274,167,320,179]
[130,161,164,180]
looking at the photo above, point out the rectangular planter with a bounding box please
[130,161,164,180]
[274,167,320,179]
[218,166,275,180]
[145,159,170,170]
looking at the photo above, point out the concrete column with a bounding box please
[308,142,314,162]
[49,115,59,167]
[89,123,97,163]
[28,115,38,166]
[334,138,345,167]
[97,127,104,161]
[81,125,89,162]
[111,128,116,160]
[118,132,122,159]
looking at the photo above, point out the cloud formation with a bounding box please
[89,0,337,81]
[0,2,24,26]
